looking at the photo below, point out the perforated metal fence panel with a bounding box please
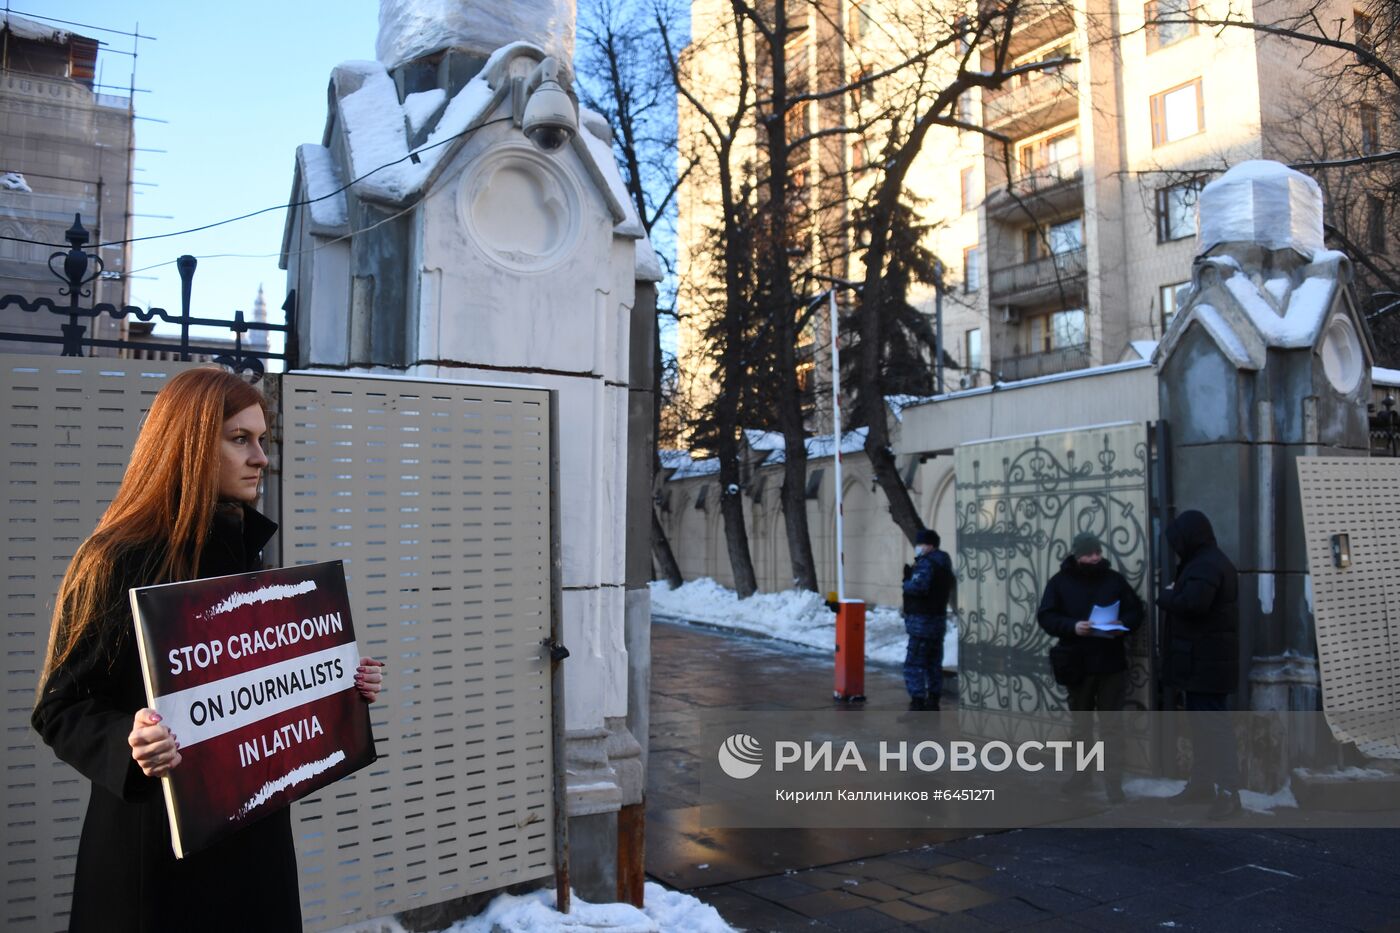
[1,355,188,932]
[1296,456,1400,759]
[279,372,556,930]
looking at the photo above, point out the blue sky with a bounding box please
[32,1,380,327]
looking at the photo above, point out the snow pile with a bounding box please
[332,52,501,204]
[1198,160,1324,257]
[297,145,349,231]
[1,171,31,192]
[377,0,575,68]
[403,88,447,135]
[1374,366,1400,387]
[438,882,735,933]
[650,577,959,670]
[1123,776,1297,813]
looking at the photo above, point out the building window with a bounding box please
[965,328,983,372]
[1028,308,1087,352]
[961,166,977,213]
[1018,128,1079,179]
[1146,0,1195,53]
[1150,78,1204,146]
[1160,281,1188,330]
[850,2,876,42]
[1156,179,1202,241]
[1027,216,1084,260]
[956,90,975,126]
[1354,10,1374,53]
[963,245,982,292]
[1361,104,1380,154]
[1368,196,1387,254]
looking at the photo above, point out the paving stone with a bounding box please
[936,860,998,882]
[783,889,879,919]
[688,887,824,932]
[871,899,941,923]
[910,911,1002,932]
[964,896,1051,929]
[886,872,966,894]
[829,859,923,882]
[838,880,913,902]
[905,883,1005,914]
[797,869,868,890]
[813,906,911,932]
[890,847,962,870]
[991,884,1096,916]
[735,875,825,901]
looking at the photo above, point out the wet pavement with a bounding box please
[646,617,1400,932]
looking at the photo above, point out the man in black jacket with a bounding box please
[1158,509,1241,820]
[1037,532,1144,801]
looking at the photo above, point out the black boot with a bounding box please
[1208,789,1242,820]
[908,695,928,711]
[1167,782,1214,805]
[925,695,941,712]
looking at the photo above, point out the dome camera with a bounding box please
[726,483,740,496]
[521,58,577,153]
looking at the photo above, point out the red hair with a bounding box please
[41,368,265,679]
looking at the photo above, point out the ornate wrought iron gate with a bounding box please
[954,423,1154,720]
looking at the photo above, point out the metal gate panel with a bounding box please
[279,373,555,930]
[1,355,190,933]
[1296,457,1400,758]
[954,423,1153,724]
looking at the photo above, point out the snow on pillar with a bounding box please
[1155,161,1373,728]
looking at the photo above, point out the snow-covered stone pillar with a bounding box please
[281,0,652,907]
[1155,161,1374,717]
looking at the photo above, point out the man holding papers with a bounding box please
[1037,532,1145,802]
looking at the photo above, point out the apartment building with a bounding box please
[676,0,1377,425]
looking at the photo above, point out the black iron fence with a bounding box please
[1372,394,1398,457]
[0,214,294,378]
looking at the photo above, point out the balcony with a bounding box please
[987,155,1084,220]
[977,1,1077,61]
[997,343,1091,381]
[988,247,1087,306]
[982,71,1078,136]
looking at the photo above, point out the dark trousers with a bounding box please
[1185,691,1239,792]
[1067,671,1126,781]
[903,618,947,699]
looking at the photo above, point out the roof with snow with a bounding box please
[1376,367,1400,388]
[658,449,693,472]
[669,457,719,480]
[1155,249,1371,371]
[281,42,646,267]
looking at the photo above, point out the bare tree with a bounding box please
[660,1,763,597]
[848,0,1079,543]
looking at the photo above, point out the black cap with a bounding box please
[916,529,940,547]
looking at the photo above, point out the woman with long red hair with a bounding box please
[32,367,383,933]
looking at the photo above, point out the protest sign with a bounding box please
[129,560,375,858]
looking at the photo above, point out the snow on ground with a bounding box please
[1124,776,1298,813]
[434,882,736,933]
[650,577,959,670]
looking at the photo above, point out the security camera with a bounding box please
[726,483,740,496]
[521,57,577,153]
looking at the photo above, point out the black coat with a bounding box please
[32,504,302,933]
[1037,555,1145,675]
[1158,510,1239,695]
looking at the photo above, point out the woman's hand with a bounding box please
[355,658,384,703]
[129,708,180,778]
